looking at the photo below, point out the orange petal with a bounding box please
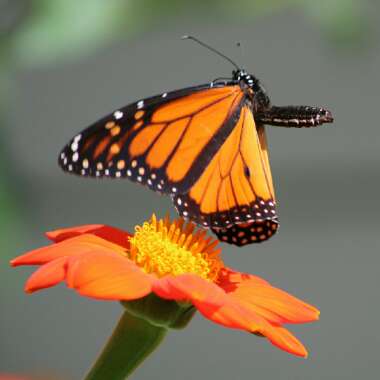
[153,275,268,333]
[210,297,309,358]
[153,274,226,310]
[264,325,308,358]
[10,234,126,267]
[233,299,286,325]
[230,281,319,324]
[217,267,269,292]
[204,297,270,333]
[208,299,309,358]
[46,224,131,248]
[25,256,68,293]
[153,273,312,357]
[66,250,152,300]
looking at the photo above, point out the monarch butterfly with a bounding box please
[59,36,333,246]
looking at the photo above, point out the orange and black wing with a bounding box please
[59,82,244,194]
[172,106,279,245]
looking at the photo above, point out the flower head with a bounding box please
[11,215,319,357]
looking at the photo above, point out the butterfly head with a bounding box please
[233,70,271,110]
[233,69,255,87]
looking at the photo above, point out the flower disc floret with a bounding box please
[129,215,223,281]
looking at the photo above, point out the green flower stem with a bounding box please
[84,310,167,380]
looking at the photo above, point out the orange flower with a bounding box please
[11,215,319,357]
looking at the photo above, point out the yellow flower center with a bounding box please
[128,215,224,281]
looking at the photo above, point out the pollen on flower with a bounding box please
[128,214,223,280]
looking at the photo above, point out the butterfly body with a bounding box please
[59,68,333,246]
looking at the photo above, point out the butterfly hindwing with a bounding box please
[59,82,243,195]
[172,106,279,243]
[211,220,279,246]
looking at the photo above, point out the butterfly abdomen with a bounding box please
[256,106,333,127]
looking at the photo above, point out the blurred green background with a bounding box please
[1,0,379,379]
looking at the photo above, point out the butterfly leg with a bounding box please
[210,77,233,86]
[255,105,333,128]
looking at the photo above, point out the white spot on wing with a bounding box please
[137,100,144,109]
[71,142,78,152]
[114,110,123,119]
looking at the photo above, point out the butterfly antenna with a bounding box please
[236,41,246,70]
[182,35,240,70]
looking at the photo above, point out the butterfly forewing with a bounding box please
[58,82,243,195]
